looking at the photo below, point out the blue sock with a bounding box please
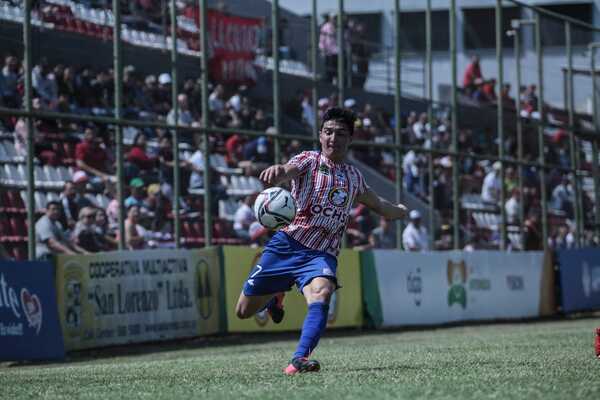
[293,302,329,358]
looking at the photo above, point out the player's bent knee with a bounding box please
[306,279,335,303]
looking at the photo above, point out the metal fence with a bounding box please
[0,0,599,260]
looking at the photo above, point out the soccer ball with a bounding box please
[253,187,296,229]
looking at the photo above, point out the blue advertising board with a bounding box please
[0,261,65,361]
[557,248,600,313]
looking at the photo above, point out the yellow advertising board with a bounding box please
[55,248,223,351]
[223,246,363,332]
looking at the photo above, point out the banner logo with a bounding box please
[447,260,467,309]
[196,259,213,320]
[406,267,422,306]
[0,273,44,336]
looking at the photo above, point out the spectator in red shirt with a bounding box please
[463,55,482,90]
[75,126,114,189]
[225,134,245,166]
[126,132,157,182]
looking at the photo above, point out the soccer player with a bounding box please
[235,107,408,375]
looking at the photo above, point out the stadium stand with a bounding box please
[1,0,597,259]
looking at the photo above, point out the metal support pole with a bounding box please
[590,44,600,241]
[272,0,281,164]
[337,0,344,106]
[513,27,525,250]
[311,0,319,140]
[200,0,212,246]
[535,14,549,251]
[496,1,506,250]
[113,0,125,250]
[450,0,460,249]
[565,22,582,247]
[23,0,35,260]
[426,0,434,249]
[394,0,404,249]
[170,0,181,248]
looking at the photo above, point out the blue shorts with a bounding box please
[242,231,338,296]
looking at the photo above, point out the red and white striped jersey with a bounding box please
[282,151,369,256]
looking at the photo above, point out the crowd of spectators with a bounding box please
[319,13,373,89]
[0,39,597,259]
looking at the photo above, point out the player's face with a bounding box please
[319,119,352,162]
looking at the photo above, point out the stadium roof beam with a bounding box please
[394,0,404,249]
[23,0,35,260]
[496,0,507,250]
[200,0,212,247]
[113,0,126,250]
[170,0,182,249]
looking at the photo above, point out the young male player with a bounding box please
[235,107,408,375]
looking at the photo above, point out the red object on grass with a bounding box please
[595,328,600,357]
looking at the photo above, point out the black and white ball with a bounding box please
[253,187,296,229]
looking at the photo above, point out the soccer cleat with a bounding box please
[283,357,321,375]
[267,292,285,324]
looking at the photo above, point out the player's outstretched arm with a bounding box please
[259,164,300,186]
[357,187,408,220]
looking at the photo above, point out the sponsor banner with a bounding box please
[557,248,600,313]
[187,8,261,83]
[223,246,362,332]
[370,250,546,327]
[55,248,223,351]
[0,261,65,361]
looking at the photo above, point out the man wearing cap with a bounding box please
[481,161,502,204]
[125,178,148,210]
[243,136,273,165]
[403,210,429,252]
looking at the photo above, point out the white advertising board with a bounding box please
[372,250,545,326]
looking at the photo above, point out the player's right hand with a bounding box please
[260,165,286,186]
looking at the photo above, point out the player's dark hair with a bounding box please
[320,107,356,136]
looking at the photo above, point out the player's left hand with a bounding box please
[260,165,286,186]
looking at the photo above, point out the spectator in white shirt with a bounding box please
[209,84,225,113]
[32,61,58,107]
[233,195,257,241]
[551,175,574,218]
[167,93,194,126]
[505,188,520,224]
[481,161,502,204]
[402,210,430,251]
[411,112,429,141]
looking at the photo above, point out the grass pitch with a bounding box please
[1,317,599,399]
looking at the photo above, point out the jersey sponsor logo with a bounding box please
[310,204,347,222]
[328,187,349,208]
[318,163,331,176]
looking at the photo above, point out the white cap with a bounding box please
[318,97,329,107]
[73,170,88,183]
[493,161,502,170]
[344,98,356,108]
[363,117,372,127]
[158,73,172,85]
[409,210,421,219]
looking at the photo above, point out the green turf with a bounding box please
[1,317,599,399]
